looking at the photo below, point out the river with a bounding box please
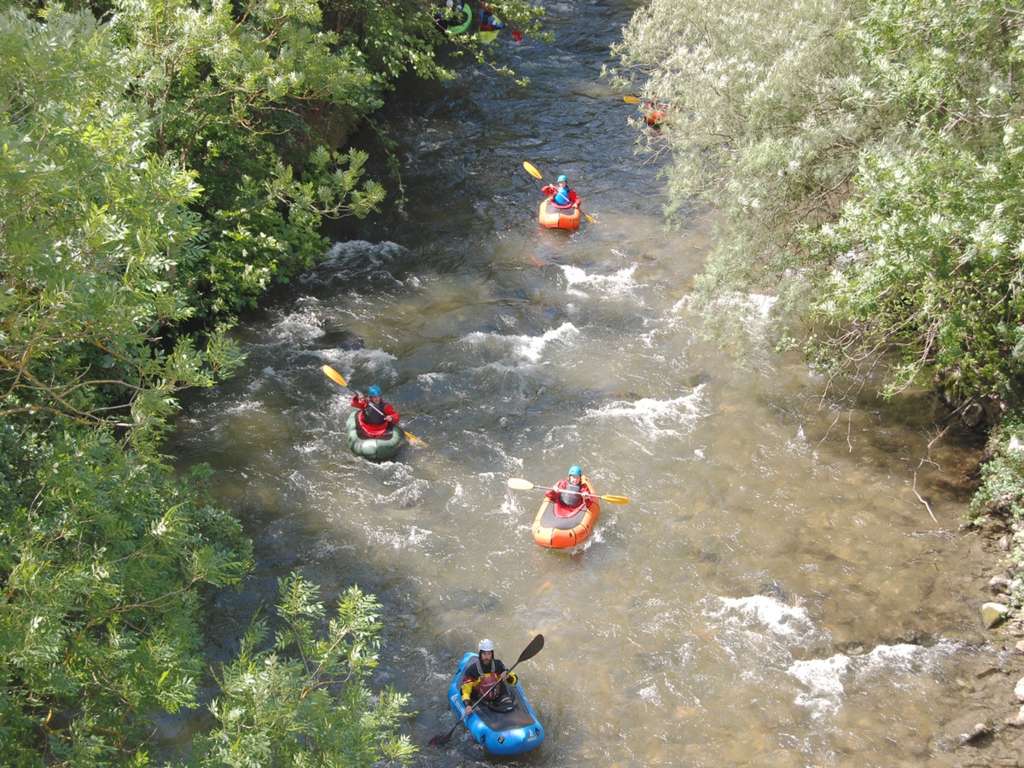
[171,1,1016,765]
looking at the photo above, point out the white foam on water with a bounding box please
[789,655,850,718]
[787,640,963,719]
[315,347,397,377]
[583,384,705,437]
[712,594,815,639]
[557,264,639,298]
[270,305,324,344]
[637,683,662,705]
[460,322,580,364]
[365,524,432,550]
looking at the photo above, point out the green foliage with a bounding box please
[0,6,244,450]
[196,573,415,768]
[972,414,1024,524]
[613,0,1024,409]
[0,427,253,767]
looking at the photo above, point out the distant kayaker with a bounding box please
[435,0,465,31]
[545,465,592,513]
[479,3,504,31]
[541,174,581,210]
[461,639,518,714]
[350,385,400,439]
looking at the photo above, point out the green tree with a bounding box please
[196,573,414,768]
[613,0,1024,411]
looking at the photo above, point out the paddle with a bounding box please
[522,161,597,224]
[622,95,642,104]
[506,477,630,505]
[320,364,425,446]
[429,634,545,748]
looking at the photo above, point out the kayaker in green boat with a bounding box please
[461,639,518,714]
[350,384,400,439]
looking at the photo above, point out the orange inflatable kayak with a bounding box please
[537,199,581,231]
[531,476,600,548]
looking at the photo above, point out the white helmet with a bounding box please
[478,638,495,652]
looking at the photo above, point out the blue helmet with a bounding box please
[367,385,382,397]
[568,465,582,478]
[557,174,568,183]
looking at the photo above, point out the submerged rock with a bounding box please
[982,602,1010,628]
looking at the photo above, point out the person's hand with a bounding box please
[385,415,394,422]
[464,702,473,715]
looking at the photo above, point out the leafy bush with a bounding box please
[612,0,1024,410]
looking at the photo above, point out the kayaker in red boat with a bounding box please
[545,465,592,516]
[541,174,581,210]
[350,384,400,439]
[461,639,518,714]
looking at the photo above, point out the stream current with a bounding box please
[172,2,1015,765]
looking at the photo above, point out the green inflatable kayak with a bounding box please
[446,3,472,35]
[346,410,405,461]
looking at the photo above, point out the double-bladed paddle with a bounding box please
[429,634,545,748]
[506,477,630,505]
[522,161,597,224]
[321,364,425,446]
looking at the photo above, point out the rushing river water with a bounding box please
[171,2,1019,765]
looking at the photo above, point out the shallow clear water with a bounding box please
[171,2,1008,765]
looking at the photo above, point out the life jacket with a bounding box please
[362,399,389,425]
[466,657,503,700]
[559,480,584,508]
[553,186,573,207]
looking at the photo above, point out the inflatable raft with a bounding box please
[532,476,600,548]
[538,198,581,231]
[445,3,472,34]
[477,14,502,43]
[447,652,545,756]
[345,410,405,461]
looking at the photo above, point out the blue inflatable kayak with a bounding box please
[446,651,545,755]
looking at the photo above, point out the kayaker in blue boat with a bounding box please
[350,384,400,439]
[479,3,505,31]
[461,639,518,714]
[545,465,593,513]
[540,174,581,210]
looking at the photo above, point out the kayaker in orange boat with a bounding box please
[350,384,400,439]
[544,464,592,515]
[642,99,669,129]
[540,174,581,210]
[461,639,518,714]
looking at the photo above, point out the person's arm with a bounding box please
[350,394,366,409]
[569,189,581,208]
[541,184,556,197]
[494,659,517,686]
[545,480,563,502]
[384,403,400,425]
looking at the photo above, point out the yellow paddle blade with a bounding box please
[522,161,543,181]
[622,95,641,104]
[600,494,630,505]
[321,364,348,388]
[583,212,597,224]
[507,477,535,491]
